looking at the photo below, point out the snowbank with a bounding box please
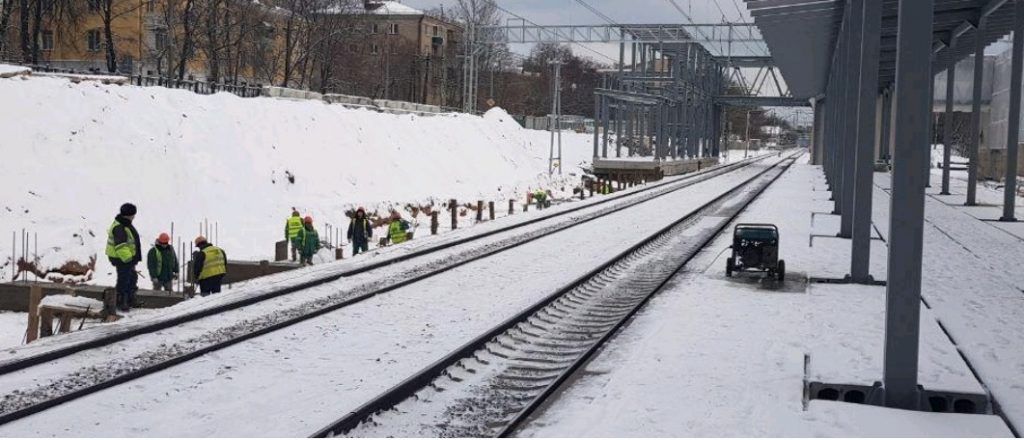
[0,74,594,286]
[0,64,31,78]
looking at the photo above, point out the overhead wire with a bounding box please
[493,2,619,64]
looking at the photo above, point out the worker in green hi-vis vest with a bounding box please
[192,236,227,296]
[106,203,142,312]
[146,232,179,292]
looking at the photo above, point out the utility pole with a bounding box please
[549,60,564,175]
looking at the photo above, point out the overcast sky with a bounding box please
[401,0,757,64]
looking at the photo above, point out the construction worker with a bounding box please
[347,208,372,256]
[146,233,178,292]
[296,216,321,266]
[387,211,410,245]
[106,203,141,312]
[533,189,549,210]
[284,209,303,261]
[192,236,226,296]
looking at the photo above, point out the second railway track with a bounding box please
[314,153,798,437]
[0,154,780,428]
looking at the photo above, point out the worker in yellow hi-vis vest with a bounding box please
[192,236,227,296]
[106,203,141,312]
[284,209,303,261]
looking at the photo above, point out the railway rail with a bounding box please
[0,154,780,427]
[313,153,799,437]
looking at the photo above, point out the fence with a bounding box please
[131,75,263,98]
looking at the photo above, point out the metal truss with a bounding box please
[479,22,764,45]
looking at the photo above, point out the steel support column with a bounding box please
[814,100,826,165]
[840,0,863,238]
[941,47,956,195]
[1002,1,1023,222]
[850,0,882,283]
[883,0,933,410]
[966,17,987,206]
[880,88,893,162]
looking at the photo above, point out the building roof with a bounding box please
[365,1,424,16]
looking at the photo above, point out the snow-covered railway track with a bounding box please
[314,154,798,438]
[0,155,775,428]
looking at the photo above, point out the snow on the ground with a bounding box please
[518,156,1013,437]
[0,312,27,349]
[873,172,1024,431]
[0,73,594,286]
[0,64,31,78]
[37,294,104,311]
[0,157,786,437]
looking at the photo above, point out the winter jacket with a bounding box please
[347,217,373,244]
[106,215,142,267]
[147,244,179,282]
[193,243,227,281]
[296,225,321,257]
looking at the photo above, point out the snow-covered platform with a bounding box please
[593,156,721,180]
[518,155,1019,437]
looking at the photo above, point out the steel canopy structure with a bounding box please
[749,0,1021,98]
[747,0,1021,425]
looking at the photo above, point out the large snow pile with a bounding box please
[0,73,594,286]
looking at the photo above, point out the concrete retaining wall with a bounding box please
[262,86,324,101]
[0,282,183,312]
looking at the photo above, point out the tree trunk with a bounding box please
[176,0,195,80]
[0,0,15,57]
[281,10,294,87]
[102,0,117,72]
[18,0,28,62]
[29,0,41,64]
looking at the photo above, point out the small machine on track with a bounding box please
[725,223,785,281]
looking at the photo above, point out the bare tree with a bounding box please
[96,0,145,72]
[0,0,13,58]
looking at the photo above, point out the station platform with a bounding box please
[519,154,1021,437]
[592,156,720,181]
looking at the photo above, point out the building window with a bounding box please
[369,23,379,34]
[388,23,398,35]
[41,30,54,51]
[146,0,155,12]
[87,29,102,52]
[432,25,439,37]
[370,43,379,55]
[154,29,168,52]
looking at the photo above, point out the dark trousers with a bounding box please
[115,264,138,309]
[198,274,224,296]
[152,279,173,292]
[352,240,369,256]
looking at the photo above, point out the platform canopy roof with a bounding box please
[746,0,1019,100]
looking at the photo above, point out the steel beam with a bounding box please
[966,17,986,206]
[850,0,882,283]
[883,0,934,411]
[1002,0,1023,222]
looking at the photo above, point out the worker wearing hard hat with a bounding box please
[146,233,179,292]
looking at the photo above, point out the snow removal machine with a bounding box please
[725,223,786,282]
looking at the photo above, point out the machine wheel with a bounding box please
[777,260,786,282]
[726,257,735,277]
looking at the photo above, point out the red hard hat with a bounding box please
[157,233,170,244]
[304,216,313,224]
